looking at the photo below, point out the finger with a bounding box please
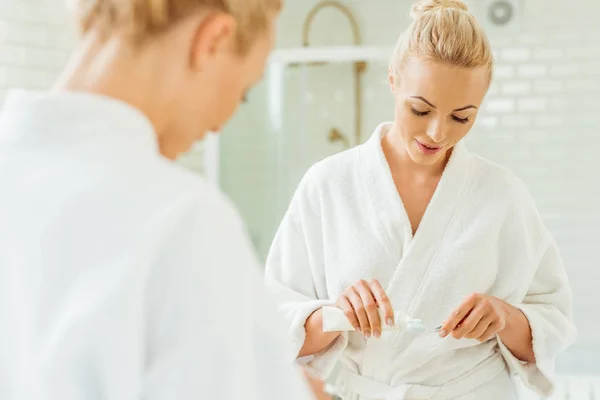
[466,316,493,340]
[370,279,394,327]
[453,305,486,339]
[337,296,360,332]
[441,294,479,337]
[346,287,371,336]
[356,280,381,338]
[478,322,502,342]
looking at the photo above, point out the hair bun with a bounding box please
[410,0,469,20]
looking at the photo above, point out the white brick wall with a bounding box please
[0,0,74,102]
[464,5,600,370]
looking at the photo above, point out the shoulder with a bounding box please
[295,123,388,196]
[284,146,362,218]
[125,156,241,223]
[144,161,260,302]
[160,165,246,243]
[469,153,535,207]
[104,156,251,268]
[297,145,361,194]
[468,152,548,240]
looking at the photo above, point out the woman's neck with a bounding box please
[53,33,164,132]
[52,33,186,157]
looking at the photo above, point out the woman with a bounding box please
[265,0,576,399]
[0,0,326,399]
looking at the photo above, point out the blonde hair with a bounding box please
[72,0,282,52]
[390,0,494,84]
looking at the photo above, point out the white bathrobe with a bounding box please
[265,123,576,400]
[0,90,313,400]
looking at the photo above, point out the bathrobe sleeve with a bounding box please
[141,192,314,400]
[496,182,577,398]
[265,170,348,378]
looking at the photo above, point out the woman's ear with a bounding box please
[190,12,236,70]
[388,68,396,93]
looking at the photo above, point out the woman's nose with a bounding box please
[427,118,447,143]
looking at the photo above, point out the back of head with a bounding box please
[72,0,282,53]
[390,0,494,83]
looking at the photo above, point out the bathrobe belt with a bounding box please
[341,352,507,400]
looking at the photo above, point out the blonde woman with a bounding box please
[0,1,325,399]
[265,0,576,399]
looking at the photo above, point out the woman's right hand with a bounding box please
[335,279,394,339]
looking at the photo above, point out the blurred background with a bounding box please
[0,0,598,398]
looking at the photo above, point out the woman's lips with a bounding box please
[416,139,442,155]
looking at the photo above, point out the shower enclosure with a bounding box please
[218,0,395,258]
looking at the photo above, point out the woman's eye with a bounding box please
[411,108,430,117]
[452,115,470,124]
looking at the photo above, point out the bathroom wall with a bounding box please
[0,0,74,104]
[220,0,600,373]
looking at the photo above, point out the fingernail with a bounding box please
[355,326,362,333]
[374,331,381,338]
[439,330,447,338]
[387,318,394,327]
[364,330,371,338]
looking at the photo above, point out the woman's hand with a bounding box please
[298,279,394,357]
[439,293,508,342]
[336,279,394,339]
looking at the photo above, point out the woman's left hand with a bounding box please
[439,293,508,342]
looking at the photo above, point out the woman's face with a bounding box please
[389,58,490,166]
[156,13,276,159]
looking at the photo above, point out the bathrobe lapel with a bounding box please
[359,125,475,316]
